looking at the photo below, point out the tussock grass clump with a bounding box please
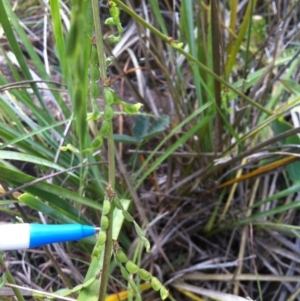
[0,0,300,301]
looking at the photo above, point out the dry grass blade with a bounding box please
[172,283,250,301]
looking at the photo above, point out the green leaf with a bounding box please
[49,0,67,76]
[132,115,150,141]
[18,193,92,226]
[113,134,140,144]
[144,115,169,139]
[0,269,6,290]
[0,166,101,211]
[0,151,78,179]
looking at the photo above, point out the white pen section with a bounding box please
[0,223,30,251]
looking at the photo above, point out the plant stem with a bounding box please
[91,0,115,186]
[98,201,114,301]
[91,1,115,301]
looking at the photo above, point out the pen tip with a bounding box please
[94,227,101,232]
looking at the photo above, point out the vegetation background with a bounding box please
[0,0,300,300]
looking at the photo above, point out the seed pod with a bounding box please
[122,210,134,222]
[90,136,103,149]
[103,87,115,105]
[97,231,107,245]
[86,110,101,121]
[116,249,128,263]
[91,46,98,64]
[160,286,169,300]
[90,65,100,82]
[90,82,100,99]
[92,247,101,259]
[125,260,139,274]
[103,199,111,215]
[123,102,143,115]
[104,17,115,25]
[109,35,121,42]
[101,216,109,230]
[113,197,123,210]
[99,120,111,137]
[138,269,152,281]
[151,277,162,291]
[104,105,114,120]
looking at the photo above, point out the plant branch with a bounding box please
[91,1,115,301]
[98,198,114,301]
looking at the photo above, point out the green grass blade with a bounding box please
[181,1,203,107]
[134,102,213,189]
[0,165,101,210]
[49,0,67,76]
[225,0,258,77]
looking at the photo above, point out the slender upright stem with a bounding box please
[91,1,115,301]
[91,0,115,187]
[98,202,114,301]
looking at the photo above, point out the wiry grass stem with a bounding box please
[91,1,115,300]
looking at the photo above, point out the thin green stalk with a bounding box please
[91,1,115,301]
[112,0,272,115]
[98,197,114,301]
[0,254,26,301]
[91,0,115,186]
[107,131,115,188]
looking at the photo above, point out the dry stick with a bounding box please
[182,274,300,282]
[0,79,63,91]
[233,178,260,296]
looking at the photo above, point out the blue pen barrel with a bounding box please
[29,224,96,248]
[0,223,96,251]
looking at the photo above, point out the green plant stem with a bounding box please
[91,0,115,186]
[0,254,26,301]
[98,202,114,301]
[112,0,272,115]
[91,1,115,301]
[107,131,115,188]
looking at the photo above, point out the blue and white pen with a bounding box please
[0,224,98,251]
